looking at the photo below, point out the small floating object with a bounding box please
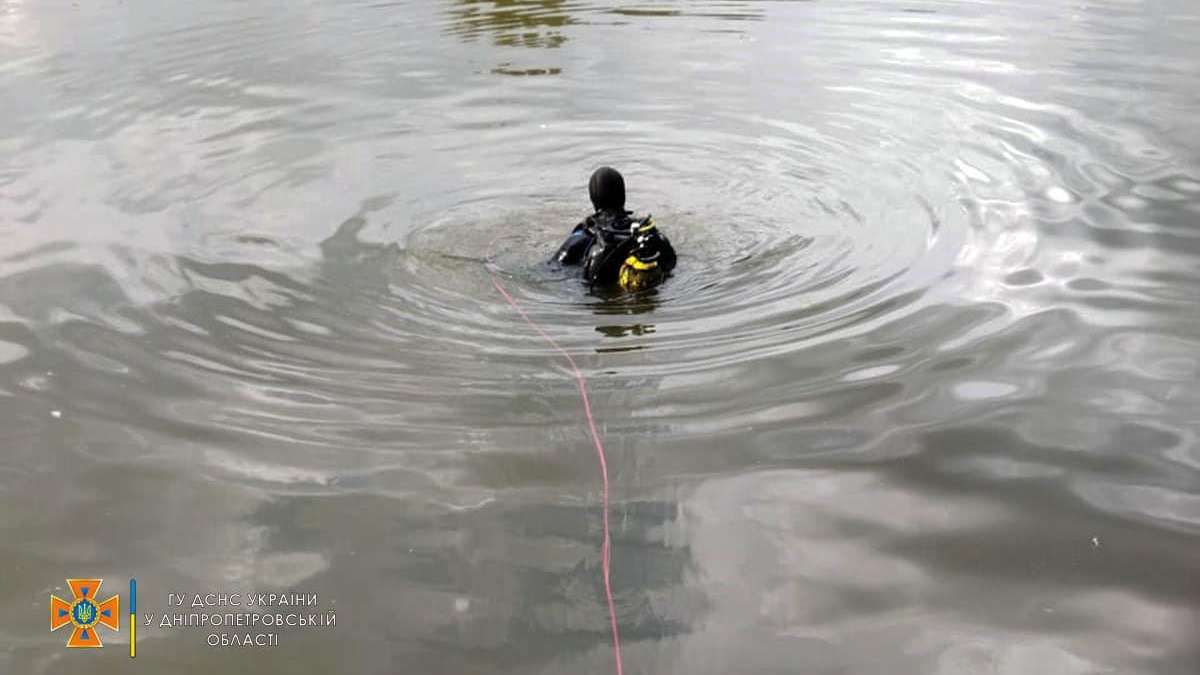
[50,409,62,419]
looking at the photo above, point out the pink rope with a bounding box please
[486,246,625,675]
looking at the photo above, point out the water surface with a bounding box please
[2,0,1200,673]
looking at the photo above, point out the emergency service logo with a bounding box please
[50,579,120,648]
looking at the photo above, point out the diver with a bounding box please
[554,166,676,292]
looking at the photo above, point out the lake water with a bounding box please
[2,0,1199,673]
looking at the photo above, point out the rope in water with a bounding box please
[485,245,625,675]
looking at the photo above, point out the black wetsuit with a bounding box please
[554,209,676,286]
[555,166,676,287]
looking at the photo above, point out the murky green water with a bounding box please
[3,0,1200,672]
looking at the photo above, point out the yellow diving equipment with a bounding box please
[617,217,666,291]
[618,254,662,291]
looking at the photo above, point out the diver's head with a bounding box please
[588,166,626,212]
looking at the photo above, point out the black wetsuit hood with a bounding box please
[588,167,626,212]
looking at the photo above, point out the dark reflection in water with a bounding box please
[492,64,563,76]
[445,0,577,48]
[608,4,765,23]
[594,293,659,349]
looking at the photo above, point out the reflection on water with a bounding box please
[445,0,576,48]
[492,63,563,76]
[3,0,1200,673]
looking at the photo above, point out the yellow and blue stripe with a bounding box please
[129,578,136,658]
